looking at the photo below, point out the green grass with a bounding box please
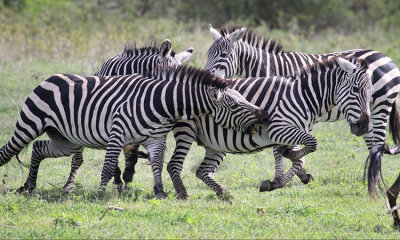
[1,3,400,238]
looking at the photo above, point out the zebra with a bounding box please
[62,39,194,193]
[94,39,193,76]
[164,56,373,199]
[0,65,268,199]
[203,25,400,197]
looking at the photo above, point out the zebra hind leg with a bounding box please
[62,150,85,193]
[195,148,230,199]
[17,137,83,194]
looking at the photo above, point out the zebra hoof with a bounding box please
[123,185,132,192]
[62,185,74,194]
[97,186,106,198]
[219,192,234,202]
[155,192,168,199]
[301,174,314,185]
[16,186,32,194]
[176,192,188,200]
[117,183,124,193]
[260,180,272,192]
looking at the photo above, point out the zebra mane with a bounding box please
[220,26,284,53]
[295,56,369,77]
[121,41,176,57]
[154,65,232,89]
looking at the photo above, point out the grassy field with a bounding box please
[1,3,400,238]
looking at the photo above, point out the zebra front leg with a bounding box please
[272,146,284,181]
[143,137,167,199]
[98,134,124,195]
[259,126,318,192]
[195,148,229,198]
[260,155,305,192]
[167,121,197,200]
[272,145,313,185]
[18,139,83,194]
[269,125,318,161]
[62,150,84,193]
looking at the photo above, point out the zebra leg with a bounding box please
[272,146,284,181]
[121,144,141,190]
[195,148,229,198]
[62,150,85,193]
[143,137,167,199]
[272,127,318,160]
[98,133,124,195]
[273,146,313,185]
[112,164,123,191]
[167,121,197,200]
[17,138,83,193]
[387,173,400,226]
[111,145,135,192]
[260,154,305,192]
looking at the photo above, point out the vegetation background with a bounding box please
[1,0,400,238]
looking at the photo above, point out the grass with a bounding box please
[1,3,400,238]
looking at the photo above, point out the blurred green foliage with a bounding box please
[2,0,399,31]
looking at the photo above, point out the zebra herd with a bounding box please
[1,25,400,225]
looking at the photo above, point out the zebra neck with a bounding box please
[299,70,339,118]
[236,42,267,77]
[166,82,214,121]
[95,53,158,76]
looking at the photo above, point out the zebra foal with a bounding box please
[0,66,268,198]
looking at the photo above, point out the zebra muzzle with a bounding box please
[255,109,270,125]
[350,111,370,136]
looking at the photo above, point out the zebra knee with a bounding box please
[167,161,182,176]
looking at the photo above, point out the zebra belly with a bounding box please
[195,117,275,154]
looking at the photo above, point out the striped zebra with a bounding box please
[0,66,268,199]
[203,25,400,197]
[62,39,194,193]
[165,56,373,199]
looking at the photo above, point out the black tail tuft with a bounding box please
[389,98,400,145]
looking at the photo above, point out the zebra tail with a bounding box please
[389,98,400,145]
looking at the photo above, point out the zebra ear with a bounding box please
[209,24,222,41]
[228,26,247,44]
[159,39,173,60]
[209,87,222,102]
[335,56,357,73]
[175,47,194,63]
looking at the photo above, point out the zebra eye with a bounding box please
[220,52,229,58]
[353,86,359,93]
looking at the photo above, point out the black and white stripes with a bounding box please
[204,25,400,196]
[62,40,194,193]
[0,66,266,198]
[166,57,373,199]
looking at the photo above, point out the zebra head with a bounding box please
[334,57,373,136]
[204,24,247,78]
[158,39,194,67]
[208,86,269,134]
